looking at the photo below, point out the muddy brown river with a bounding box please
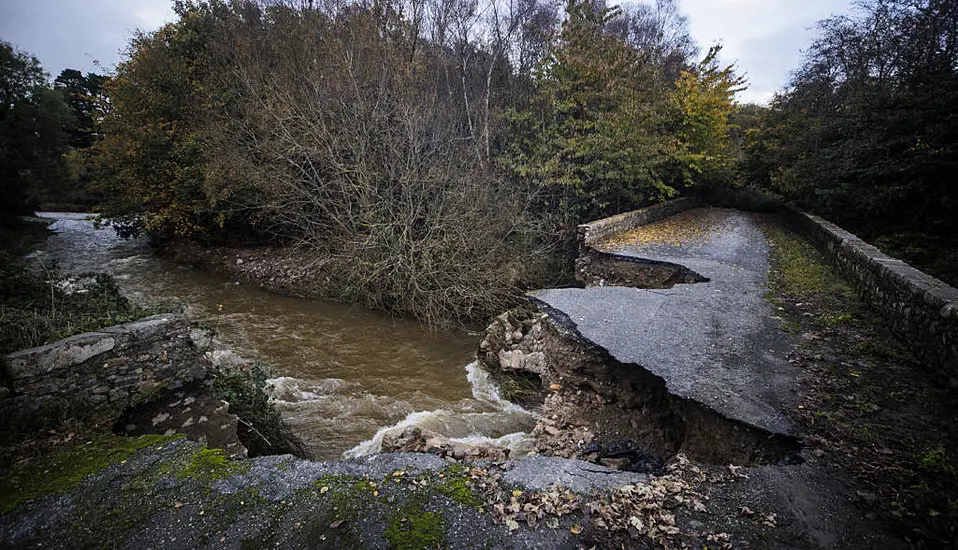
[31,213,535,459]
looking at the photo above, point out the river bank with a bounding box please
[158,243,327,302]
[20,213,536,461]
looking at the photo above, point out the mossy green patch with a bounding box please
[779,320,802,334]
[313,474,379,516]
[177,447,249,482]
[763,224,852,299]
[301,474,378,547]
[63,442,259,549]
[0,433,179,513]
[914,444,956,476]
[384,504,444,550]
[432,466,482,508]
[819,311,853,327]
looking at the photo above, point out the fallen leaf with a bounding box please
[174,503,184,509]
[570,524,584,535]
[320,486,329,494]
[506,519,519,532]
[330,519,345,529]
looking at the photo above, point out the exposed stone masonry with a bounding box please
[1,315,206,423]
[783,207,958,381]
[576,197,700,252]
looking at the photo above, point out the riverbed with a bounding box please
[30,213,535,459]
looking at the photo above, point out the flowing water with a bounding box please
[31,213,536,459]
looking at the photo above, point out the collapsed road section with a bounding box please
[480,207,802,469]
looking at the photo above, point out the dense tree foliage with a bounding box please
[743,0,958,282]
[505,0,741,222]
[0,41,109,218]
[0,42,72,224]
[92,12,227,239]
[87,0,742,323]
[54,70,108,150]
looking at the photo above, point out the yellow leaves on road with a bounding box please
[598,208,727,250]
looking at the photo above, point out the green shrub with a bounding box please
[209,362,312,460]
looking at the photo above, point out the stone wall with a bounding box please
[577,197,700,251]
[783,207,958,381]
[0,314,207,423]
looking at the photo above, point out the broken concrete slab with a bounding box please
[501,456,646,493]
[530,208,797,436]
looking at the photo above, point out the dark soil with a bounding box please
[574,250,708,289]
[479,307,802,468]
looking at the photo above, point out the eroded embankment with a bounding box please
[477,307,800,471]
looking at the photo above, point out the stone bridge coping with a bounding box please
[797,211,958,318]
[577,197,701,249]
[3,314,183,380]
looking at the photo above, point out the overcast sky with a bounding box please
[683,0,851,104]
[0,0,851,104]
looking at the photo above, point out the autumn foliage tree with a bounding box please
[668,46,745,187]
[504,0,741,222]
[92,7,246,240]
[90,0,745,323]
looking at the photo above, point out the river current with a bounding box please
[31,213,536,459]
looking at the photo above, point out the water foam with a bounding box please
[342,410,438,458]
[266,376,350,404]
[464,361,526,412]
[343,361,535,458]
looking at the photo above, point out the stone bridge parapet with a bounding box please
[0,314,206,424]
[783,207,958,382]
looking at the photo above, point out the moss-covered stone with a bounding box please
[384,504,444,550]
[177,447,249,481]
[0,433,179,513]
[432,466,483,508]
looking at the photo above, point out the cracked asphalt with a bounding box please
[530,208,797,435]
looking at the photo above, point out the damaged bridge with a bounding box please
[480,199,804,466]
[541,205,797,437]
